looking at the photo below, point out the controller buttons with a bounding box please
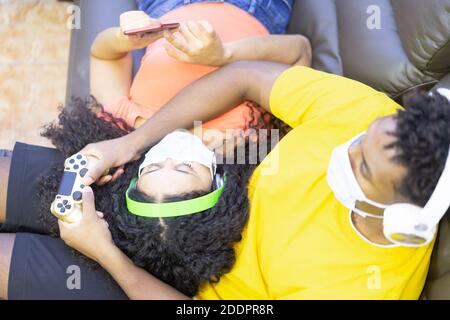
[57,200,72,213]
[73,164,79,170]
[80,184,85,189]
[77,155,82,160]
[69,159,75,164]
[73,191,82,201]
[81,160,86,165]
[65,167,70,170]
[56,196,61,199]
[80,168,88,177]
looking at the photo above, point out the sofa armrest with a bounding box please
[65,0,144,105]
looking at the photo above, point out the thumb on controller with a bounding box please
[81,187,96,216]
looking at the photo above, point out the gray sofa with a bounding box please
[289,0,450,101]
[65,0,450,299]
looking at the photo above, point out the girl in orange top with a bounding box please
[90,3,311,141]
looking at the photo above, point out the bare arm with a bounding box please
[82,60,290,184]
[163,21,312,67]
[224,34,312,66]
[127,61,290,155]
[58,188,189,300]
[98,244,190,300]
[89,27,133,107]
[90,11,169,106]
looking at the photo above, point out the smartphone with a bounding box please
[123,22,180,36]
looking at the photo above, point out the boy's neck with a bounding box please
[351,211,393,246]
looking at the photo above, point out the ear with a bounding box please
[383,203,435,247]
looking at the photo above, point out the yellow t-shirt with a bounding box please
[197,66,434,300]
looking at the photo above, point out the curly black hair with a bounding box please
[37,97,278,297]
[388,91,450,207]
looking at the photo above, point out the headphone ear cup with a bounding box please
[383,203,432,246]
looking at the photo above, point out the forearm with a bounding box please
[89,28,133,105]
[127,62,248,154]
[126,61,288,155]
[224,35,312,66]
[90,27,134,60]
[98,245,190,300]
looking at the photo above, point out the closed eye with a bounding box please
[360,141,372,181]
[360,159,369,179]
[144,164,163,174]
[175,163,198,176]
[142,162,198,176]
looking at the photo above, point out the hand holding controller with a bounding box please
[51,154,104,223]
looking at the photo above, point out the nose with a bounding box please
[348,134,365,172]
[348,143,359,173]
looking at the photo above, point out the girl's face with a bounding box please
[136,158,212,201]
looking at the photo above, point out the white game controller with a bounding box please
[50,153,102,223]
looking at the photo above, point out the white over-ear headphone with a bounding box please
[383,88,450,247]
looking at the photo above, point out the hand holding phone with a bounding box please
[119,11,178,50]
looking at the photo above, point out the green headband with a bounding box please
[125,175,226,218]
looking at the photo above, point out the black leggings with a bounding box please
[1,142,127,300]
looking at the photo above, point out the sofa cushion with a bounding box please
[288,0,450,97]
[392,0,450,73]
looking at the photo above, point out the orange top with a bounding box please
[104,2,269,130]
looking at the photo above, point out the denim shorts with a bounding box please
[137,0,293,34]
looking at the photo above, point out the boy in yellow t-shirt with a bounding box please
[197,66,436,299]
[56,62,450,300]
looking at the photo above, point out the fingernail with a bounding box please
[83,186,93,193]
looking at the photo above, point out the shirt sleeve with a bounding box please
[269,66,388,128]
